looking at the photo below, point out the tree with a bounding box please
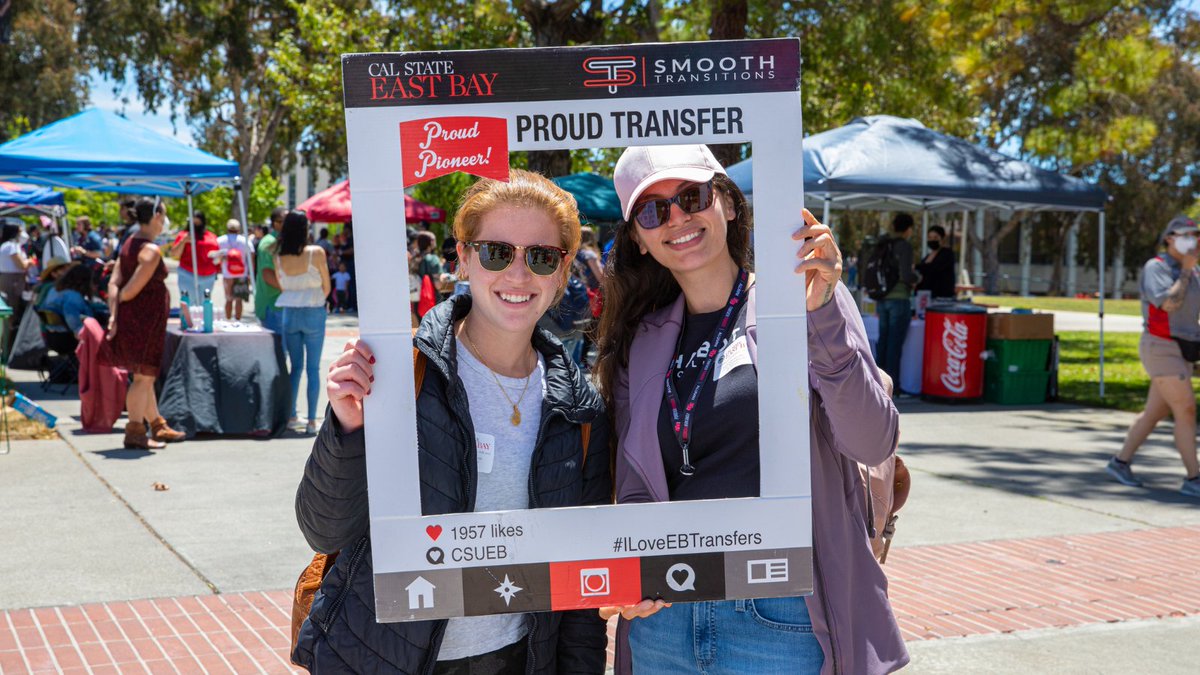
[0,0,88,142]
[77,0,322,216]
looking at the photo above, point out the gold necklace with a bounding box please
[460,326,534,426]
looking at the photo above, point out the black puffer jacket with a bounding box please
[293,295,612,673]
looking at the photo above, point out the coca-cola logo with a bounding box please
[940,319,970,394]
[399,116,509,187]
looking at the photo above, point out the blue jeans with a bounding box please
[177,268,217,300]
[282,306,326,421]
[259,304,283,335]
[876,298,912,390]
[628,597,823,674]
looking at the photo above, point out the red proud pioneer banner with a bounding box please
[399,116,509,187]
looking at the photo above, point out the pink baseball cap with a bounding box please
[614,144,727,222]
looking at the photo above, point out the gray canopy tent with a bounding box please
[728,115,1111,394]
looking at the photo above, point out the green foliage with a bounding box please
[164,167,285,234]
[411,172,479,239]
[0,0,88,143]
[60,190,124,229]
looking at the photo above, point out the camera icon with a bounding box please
[579,568,611,597]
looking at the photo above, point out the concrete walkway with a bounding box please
[2,307,1199,672]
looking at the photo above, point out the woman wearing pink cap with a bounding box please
[595,144,907,674]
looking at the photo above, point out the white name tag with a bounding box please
[715,335,752,381]
[476,433,496,474]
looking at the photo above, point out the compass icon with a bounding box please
[493,574,523,606]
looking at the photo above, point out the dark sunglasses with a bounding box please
[632,180,716,230]
[464,240,568,276]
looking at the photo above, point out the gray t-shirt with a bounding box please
[1140,255,1200,341]
[437,339,545,661]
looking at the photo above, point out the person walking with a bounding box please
[293,169,611,673]
[255,207,286,332]
[106,197,186,450]
[275,211,331,436]
[1109,215,1200,497]
[595,144,908,674]
[0,221,33,348]
[915,224,956,299]
[216,218,253,321]
[170,211,220,299]
[876,213,918,392]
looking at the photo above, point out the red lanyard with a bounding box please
[664,268,750,476]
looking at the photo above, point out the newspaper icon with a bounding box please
[746,558,789,584]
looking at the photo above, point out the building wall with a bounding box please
[280,151,336,211]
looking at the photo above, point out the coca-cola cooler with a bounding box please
[922,304,988,400]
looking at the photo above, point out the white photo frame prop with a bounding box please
[341,38,810,622]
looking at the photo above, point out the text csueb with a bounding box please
[516,107,745,143]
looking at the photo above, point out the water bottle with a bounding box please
[202,289,214,333]
[12,391,57,429]
[179,290,191,330]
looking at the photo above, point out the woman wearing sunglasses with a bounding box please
[595,145,907,674]
[294,169,611,674]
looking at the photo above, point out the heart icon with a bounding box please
[426,525,443,541]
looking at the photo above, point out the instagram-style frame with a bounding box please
[342,38,812,622]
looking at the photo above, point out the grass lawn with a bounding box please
[974,295,1141,317]
[1056,331,1149,413]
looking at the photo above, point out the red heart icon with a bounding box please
[426,525,443,541]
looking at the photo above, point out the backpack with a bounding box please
[226,247,246,276]
[862,236,900,300]
[289,349,593,660]
[547,272,591,335]
[860,455,911,564]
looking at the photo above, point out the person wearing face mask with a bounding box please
[915,225,956,299]
[1108,215,1200,498]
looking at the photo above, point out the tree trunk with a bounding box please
[967,212,1022,295]
[1111,233,1126,299]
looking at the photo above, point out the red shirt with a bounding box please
[174,230,220,276]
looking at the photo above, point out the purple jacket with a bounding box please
[613,283,909,675]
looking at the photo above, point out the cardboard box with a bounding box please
[987,312,1054,340]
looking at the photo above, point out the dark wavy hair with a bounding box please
[276,210,310,256]
[0,223,20,244]
[192,211,207,232]
[594,173,753,416]
[55,263,95,298]
[133,197,165,225]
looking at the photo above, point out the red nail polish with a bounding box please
[369,356,376,364]
[369,375,375,382]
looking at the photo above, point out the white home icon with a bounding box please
[406,576,436,609]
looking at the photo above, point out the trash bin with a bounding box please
[922,303,988,400]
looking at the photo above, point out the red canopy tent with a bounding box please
[298,179,445,223]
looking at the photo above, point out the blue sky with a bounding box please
[88,70,195,145]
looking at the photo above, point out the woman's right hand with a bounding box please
[598,599,671,622]
[327,338,375,432]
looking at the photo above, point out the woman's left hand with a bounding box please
[792,209,843,311]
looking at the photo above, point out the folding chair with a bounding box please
[36,310,79,394]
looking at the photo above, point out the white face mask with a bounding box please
[1175,235,1197,254]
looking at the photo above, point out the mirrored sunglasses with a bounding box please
[465,240,568,276]
[632,180,716,230]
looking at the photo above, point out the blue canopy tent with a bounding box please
[729,115,1111,394]
[0,181,66,218]
[552,172,623,223]
[0,109,246,299]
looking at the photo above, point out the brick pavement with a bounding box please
[3,525,1199,674]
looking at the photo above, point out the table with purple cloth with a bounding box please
[155,324,289,437]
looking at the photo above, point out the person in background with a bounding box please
[596,143,907,674]
[315,227,333,257]
[412,230,444,316]
[1109,215,1200,498]
[24,223,43,267]
[331,261,351,314]
[575,226,604,365]
[255,207,286,332]
[275,210,331,435]
[40,223,70,271]
[876,213,918,393]
[117,198,139,249]
[102,226,120,260]
[71,215,106,264]
[32,258,73,309]
[41,262,103,335]
[915,224,956,299]
[170,211,220,299]
[441,234,459,275]
[216,218,253,321]
[107,197,186,450]
[0,222,33,343]
[341,221,356,311]
[293,169,610,673]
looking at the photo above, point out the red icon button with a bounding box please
[548,558,642,611]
